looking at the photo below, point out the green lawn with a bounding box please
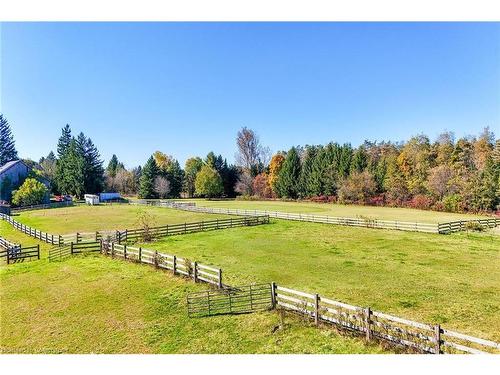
[183,199,491,223]
[138,219,500,342]
[11,204,232,235]
[0,249,389,354]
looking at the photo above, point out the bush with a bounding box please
[465,221,484,232]
[442,194,465,212]
[308,195,337,204]
[366,194,385,206]
[11,178,48,207]
[407,194,434,210]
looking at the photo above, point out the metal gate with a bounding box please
[187,283,273,318]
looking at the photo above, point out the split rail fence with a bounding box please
[437,218,500,234]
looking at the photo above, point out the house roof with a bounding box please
[0,160,24,175]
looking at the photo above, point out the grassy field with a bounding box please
[0,238,389,354]
[183,199,491,223]
[1,203,498,353]
[138,219,500,341]
[11,204,232,235]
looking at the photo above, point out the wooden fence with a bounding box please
[11,201,73,212]
[115,215,269,243]
[0,237,40,264]
[133,200,441,234]
[271,284,500,354]
[437,218,500,234]
[102,241,223,288]
[0,213,63,245]
[134,200,500,235]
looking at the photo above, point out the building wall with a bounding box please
[0,162,51,203]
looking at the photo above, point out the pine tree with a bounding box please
[165,158,184,198]
[138,156,158,199]
[83,136,105,194]
[275,147,301,198]
[299,145,318,197]
[0,114,19,165]
[107,154,119,178]
[351,146,368,173]
[57,124,72,158]
[56,139,85,197]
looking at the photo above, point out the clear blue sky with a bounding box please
[1,22,499,168]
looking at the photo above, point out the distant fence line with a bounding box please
[133,199,500,234]
[11,201,73,213]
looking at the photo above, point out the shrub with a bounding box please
[309,195,337,204]
[465,221,484,232]
[11,178,48,206]
[366,194,385,206]
[442,194,465,212]
[407,194,434,210]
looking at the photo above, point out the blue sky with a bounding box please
[1,22,499,168]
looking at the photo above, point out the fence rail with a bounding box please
[437,218,500,234]
[0,237,40,264]
[0,213,62,245]
[272,284,500,354]
[101,241,223,288]
[116,215,269,243]
[132,200,441,234]
[11,201,73,212]
[134,200,500,235]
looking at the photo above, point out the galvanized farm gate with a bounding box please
[187,283,273,318]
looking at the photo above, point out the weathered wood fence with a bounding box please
[101,241,223,288]
[437,218,500,234]
[115,215,269,243]
[271,283,499,354]
[0,213,63,245]
[0,237,40,264]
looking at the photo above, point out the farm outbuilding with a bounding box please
[84,194,100,205]
[99,192,121,201]
[0,160,51,203]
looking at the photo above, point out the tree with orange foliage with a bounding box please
[268,153,285,194]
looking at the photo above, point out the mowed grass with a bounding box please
[0,245,389,354]
[185,199,491,223]
[139,219,500,341]
[12,204,232,234]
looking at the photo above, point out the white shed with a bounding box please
[84,194,100,205]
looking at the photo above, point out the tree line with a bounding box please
[1,112,499,213]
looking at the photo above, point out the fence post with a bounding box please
[76,232,80,243]
[154,250,158,268]
[173,255,177,274]
[434,324,441,354]
[124,244,127,260]
[59,235,62,246]
[184,222,187,234]
[139,247,142,262]
[111,242,115,257]
[364,307,372,341]
[70,242,74,254]
[271,282,277,309]
[37,244,40,260]
[314,294,320,326]
[124,229,128,243]
[193,261,198,282]
[218,269,222,288]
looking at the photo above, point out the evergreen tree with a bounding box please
[107,154,119,178]
[138,156,158,199]
[84,137,105,193]
[351,146,368,173]
[184,157,203,197]
[0,114,19,165]
[299,145,318,197]
[275,147,301,198]
[56,139,85,197]
[57,124,72,158]
[165,158,184,198]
